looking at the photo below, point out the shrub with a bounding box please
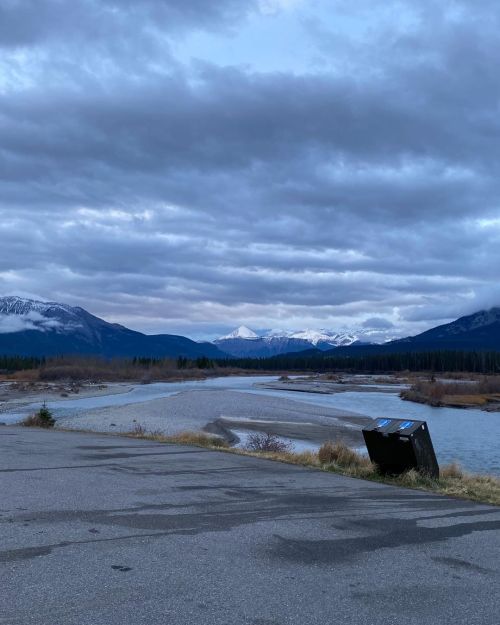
[322,373,341,381]
[398,468,436,489]
[477,376,500,394]
[318,440,374,476]
[245,433,293,453]
[440,462,464,479]
[22,402,55,428]
[130,423,147,436]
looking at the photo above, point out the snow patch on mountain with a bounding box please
[287,329,361,346]
[287,329,334,344]
[217,326,372,347]
[218,326,259,340]
[0,296,75,317]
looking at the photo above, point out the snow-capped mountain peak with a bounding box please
[0,296,76,317]
[0,296,85,335]
[218,325,259,340]
[264,328,288,338]
[265,328,362,347]
[0,295,226,358]
[287,329,336,345]
[214,324,370,357]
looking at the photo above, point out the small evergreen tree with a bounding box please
[37,402,56,427]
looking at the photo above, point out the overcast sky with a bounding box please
[1,0,499,340]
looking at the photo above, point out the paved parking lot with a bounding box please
[1,426,499,625]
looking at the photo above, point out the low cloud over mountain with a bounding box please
[0,297,225,358]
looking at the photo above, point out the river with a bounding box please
[2,375,499,475]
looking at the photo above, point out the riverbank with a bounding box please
[400,377,500,411]
[3,374,499,475]
[257,374,406,395]
[0,380,133,415]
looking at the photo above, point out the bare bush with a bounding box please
[477,376,500,394]
[130,423,147,436]
[245,433,293,453]
[322,373,341,381]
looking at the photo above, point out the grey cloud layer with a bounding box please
[1,1,499,336]
[0,0,253,47]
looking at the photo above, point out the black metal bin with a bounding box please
[362,418,439,478]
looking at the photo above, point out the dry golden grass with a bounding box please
[440,461,463,479]
[125,429,500,506]
[318,441,367,467]
[128,429,230,449]
[318,441,375,478]
[5,356,248,383]
[402,376,500,409]
[442,394,488,406]
[437,472,500,506]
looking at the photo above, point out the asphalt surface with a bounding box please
[1,427,499,625]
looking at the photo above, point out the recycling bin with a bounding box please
[362,418,439,478]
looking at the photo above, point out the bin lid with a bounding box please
[362,417,427,436]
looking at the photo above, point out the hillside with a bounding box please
[0,297,226,359]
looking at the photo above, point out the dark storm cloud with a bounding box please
[1,0,499,335]
[362,318,395,330]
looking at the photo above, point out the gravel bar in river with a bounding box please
[55,389,370,447]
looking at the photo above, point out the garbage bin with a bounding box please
[362,418,439,478]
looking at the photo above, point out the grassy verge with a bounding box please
[126,429,500,507]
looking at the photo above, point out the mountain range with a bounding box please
[0,297,225,359]
[216,309,500,358]
[2,296,500,359]
[324,307,500,357]
[214,326,370,358]
[386,307,500,352]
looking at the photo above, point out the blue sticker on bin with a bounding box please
[376,418,391,427]
[399,421,414,430]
